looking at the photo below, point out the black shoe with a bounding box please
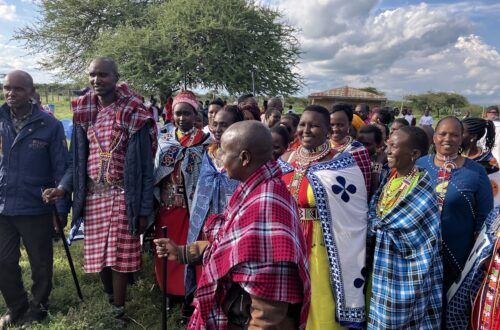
[112,305,125,319]
[112,305,129,328]
[21,303,48,327]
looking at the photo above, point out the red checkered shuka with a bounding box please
[87,103,127,183]
[73,83,157,159]
[189,160,311,330]
[350,145,372,194]
[84,189,141,273]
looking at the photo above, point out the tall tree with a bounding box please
[14,0,159,76]
[15,0,302,97]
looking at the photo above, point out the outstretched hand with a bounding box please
[153,238,179,261]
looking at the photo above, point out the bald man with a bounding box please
[43,57,156,322]
[0,70,69,328]
[154,121,311,329]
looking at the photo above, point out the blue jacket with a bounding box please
[0,103,69,215]
[59,122,155,235]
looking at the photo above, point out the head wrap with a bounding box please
[352,114,366,130]
[172,90,199,113]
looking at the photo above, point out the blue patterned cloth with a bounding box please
[184,152,240,297]
[277,157,293,174]
[446,206,500,329]
[306,152,368,328]
[153,124,208,210]
[367,171,443,329]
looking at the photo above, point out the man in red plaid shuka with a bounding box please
[44,57,156,322]
[155,121,310,330]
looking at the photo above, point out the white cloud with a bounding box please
[0,38,57,83]
[339,34,500,103]
[268,0,500,104]
[0,0,16,21]
[3,0,500,104]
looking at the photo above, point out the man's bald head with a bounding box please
[221,121,273,181]
[88,57,119,77]
[3,70,35,109]
[4,70,34,89]
[224,121,273,160]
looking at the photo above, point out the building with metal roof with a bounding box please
[308,86,386,110]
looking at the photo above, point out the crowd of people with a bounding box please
[1,57,500,329]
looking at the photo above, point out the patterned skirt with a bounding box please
[83,187,141,273]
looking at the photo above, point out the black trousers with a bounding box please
[0,214,53,314]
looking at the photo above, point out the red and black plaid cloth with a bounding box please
[72,83,157,153]
[189,160,311,330]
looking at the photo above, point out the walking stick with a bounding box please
[53,206,84,301]
[162,226,168,330]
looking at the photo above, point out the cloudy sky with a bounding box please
[1,0,500,104]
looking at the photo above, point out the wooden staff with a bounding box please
[53,206,83,300]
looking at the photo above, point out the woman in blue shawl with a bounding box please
[368,126,443,329]
[416,117,493,293]
[184,105,244,303]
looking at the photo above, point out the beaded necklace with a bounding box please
[208,144,224,171]
[331,136,353,154]
[176,127,197,147]
[435,153,458,212]
[377,167,419,217]
[288,142,331,199]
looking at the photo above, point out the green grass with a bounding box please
[0,241,184,329]
[0,93,187,328]
[44,95,73,120]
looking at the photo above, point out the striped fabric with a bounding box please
[73,83,156,155]
[86,102,128,183]
[189,160,311,330]
[339,140,372,194]
[84,188,141,273]
[368,171,443,329]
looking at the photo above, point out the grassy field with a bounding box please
[0,239,185,330]
[0,98,185,329]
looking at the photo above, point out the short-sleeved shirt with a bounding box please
[419,115,433,126]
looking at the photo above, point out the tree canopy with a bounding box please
[14,0,156,76]
[15,0,302,97]
[404,91,469,114]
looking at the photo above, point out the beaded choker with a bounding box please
[436,153,458,173]
[178,127,195,136]
[296,142,331,166]
[288,142,331,200]
[331,136,353,153]
[435,153,458,162]
[377,167,419,217]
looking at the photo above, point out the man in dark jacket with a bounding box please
[0,70,69,329]
[43,57,156,322]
